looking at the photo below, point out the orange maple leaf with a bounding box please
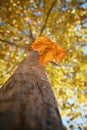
[29,36,65,66]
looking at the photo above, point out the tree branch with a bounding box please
[28,23,35,42]
[9,23,34,41]
[39,0,57,36]
[13,24,34,41]
[0,38,27,50]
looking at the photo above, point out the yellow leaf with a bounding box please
[57,0,62,4]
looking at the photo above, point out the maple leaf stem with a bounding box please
[39,0,57,36]
[51,61,62,66]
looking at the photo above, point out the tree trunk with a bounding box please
[0,51,64,130]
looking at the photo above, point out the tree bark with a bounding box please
[0,51,64,130]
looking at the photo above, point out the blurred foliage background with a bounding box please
[0,0,87,129]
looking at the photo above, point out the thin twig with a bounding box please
[28,23,35,42]
[20,3,35,41]
[0,38,27,49]
[9,22,34,40]
[0,38,15,45]
[39,0,57,36]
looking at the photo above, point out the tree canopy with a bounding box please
[0,0,87,129]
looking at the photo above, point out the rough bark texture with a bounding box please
[0,51,64,130]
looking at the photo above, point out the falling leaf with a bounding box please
[29,36,65,66]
